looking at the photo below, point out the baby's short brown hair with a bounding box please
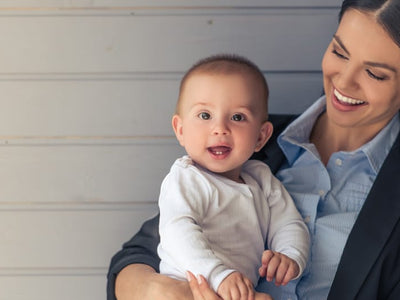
[176,54,269,120]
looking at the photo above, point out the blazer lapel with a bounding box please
[328,131,400,299]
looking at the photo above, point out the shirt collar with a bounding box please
[278,96,326,165]
[361,113,400,173]
[278,96,400,174]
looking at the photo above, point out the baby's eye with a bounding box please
[198,112,211,120]
[231,114,245,121]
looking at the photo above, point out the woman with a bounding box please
[107,0,400,299]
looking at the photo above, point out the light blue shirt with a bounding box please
[256,96,400,300]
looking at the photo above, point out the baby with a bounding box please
[157,54,310,299]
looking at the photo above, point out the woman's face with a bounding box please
[322,9,400,134]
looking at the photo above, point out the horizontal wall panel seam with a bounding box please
[0,70,322,81]
[0,202,157,211]
[0,0,342,8]
[0,137,177,146]
[0,267,107,276]
[0,6,342,15]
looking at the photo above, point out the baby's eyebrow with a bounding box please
[191,102,211,109]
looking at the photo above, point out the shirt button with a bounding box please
[304,216,311,223]
[335,158,343,166]
[319,190,325,196]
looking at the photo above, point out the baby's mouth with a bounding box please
[208,146,231,156]
[334,89,366,105]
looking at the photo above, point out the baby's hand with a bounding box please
[217,271,254,300]
[258,250,299,286]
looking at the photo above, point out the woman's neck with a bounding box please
[310,113,383,165]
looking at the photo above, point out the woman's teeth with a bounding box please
[334,89,365,105]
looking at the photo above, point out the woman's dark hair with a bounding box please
[339,0,400,48]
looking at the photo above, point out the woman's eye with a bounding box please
[332,49,348,60]
[198,112,211,120]
[231,114,244,121]
[366,69,385,81]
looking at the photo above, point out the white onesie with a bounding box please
[157,155,309,291]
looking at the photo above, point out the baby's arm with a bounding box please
[158,163,235,291]
[262,171,310,280]
[258,250,299,286]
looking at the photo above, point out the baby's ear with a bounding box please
[255,121,273,152]
[172,114,185,147]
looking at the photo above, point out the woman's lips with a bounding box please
[333,89,365,105]
[331,88,367,112]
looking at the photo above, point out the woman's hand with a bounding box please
[115,264,193,300]
[187,271,273,300]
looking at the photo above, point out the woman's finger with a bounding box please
[187,271,204,300]
[187,271,222,300]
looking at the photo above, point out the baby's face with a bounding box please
[172,72,272,182]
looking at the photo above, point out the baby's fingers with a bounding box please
[274,261,290,286]
[281,263,300,286]
[261,250,275,265]
[265,256,280,282]
[218,272,254,300]
[259,250,275,277]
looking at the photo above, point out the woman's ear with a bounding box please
[255,121,273,152]
[172,114,185,147]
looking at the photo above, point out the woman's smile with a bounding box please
[333,89,365,105]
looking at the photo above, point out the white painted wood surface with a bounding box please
[0,1,341,299]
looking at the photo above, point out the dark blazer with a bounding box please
[107,114,400,300]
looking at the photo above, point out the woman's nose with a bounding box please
[337,64,359,89]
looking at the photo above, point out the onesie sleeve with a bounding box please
[267,173,310,277]
[158,161,235,291]
[249,160,310,277]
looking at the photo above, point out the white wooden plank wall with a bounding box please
[0,1,341,299]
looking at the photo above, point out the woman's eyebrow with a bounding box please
[365,61,397,74]
[333,34,397,74]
